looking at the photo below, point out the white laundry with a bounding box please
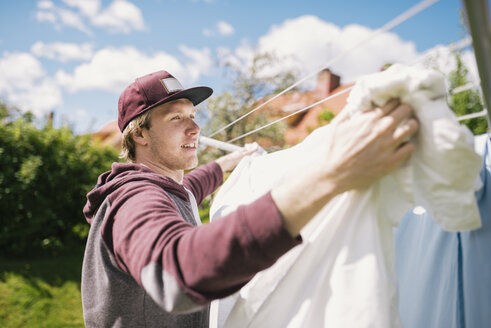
[209,64,482,328]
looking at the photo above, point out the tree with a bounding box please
[447,52,488,135]
[199,53,298,164]
[0,106,119,258]
[0,102,24,123]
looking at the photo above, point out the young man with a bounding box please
[81,69,418,327]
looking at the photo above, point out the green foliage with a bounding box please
[381,63,393,71]
[198,196,211,224]
[0,102,24,123]
[448,53,488,135]
[0,103,9,121]
[0,254,84,327]
[317,108,335,126]
[0,111,119,258]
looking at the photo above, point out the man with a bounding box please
[81,69,418,327]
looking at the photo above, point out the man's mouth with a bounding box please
[181,143,197,149]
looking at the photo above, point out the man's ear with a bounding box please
[132,128,148,146]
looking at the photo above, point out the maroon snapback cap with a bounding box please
[118,70,213,132]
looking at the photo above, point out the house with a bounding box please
[257,69,352,145]
[92,121,122,151]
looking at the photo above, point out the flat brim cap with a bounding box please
[118,70,213,132]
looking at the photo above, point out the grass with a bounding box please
[0,251,85,328]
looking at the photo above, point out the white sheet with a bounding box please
[210,64,482,328]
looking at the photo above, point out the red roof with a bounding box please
[257,69,352,145]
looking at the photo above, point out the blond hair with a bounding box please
[120,111,152,162]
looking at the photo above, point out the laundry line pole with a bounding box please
[461,0,491,121]
[199,136,243,153]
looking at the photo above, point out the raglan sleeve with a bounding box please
[183,161,223,205]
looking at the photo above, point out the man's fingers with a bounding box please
[376,103,416,137]
[393,118,419,144]
[376,98,400,116]
[387,104,414,126]
[390,140,416,168]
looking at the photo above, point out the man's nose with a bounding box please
[187,119,200,135]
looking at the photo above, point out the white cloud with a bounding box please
[217,21,234,36]
[203,20,235,37]
[62,0,100,17]
[36,1,92,35]
[56,46,213,93]
[36,0,145,35]
[414,45,480,89]
[219,15,420,87]
[36,11,57,23]
[178,45,213,82]
[31,41,94,62]
[415,45,479,84]
[58,8,92,35]
[37,0,54,10]
[202,28,213,37]
[91,0,145,34]
[75,108,89,118]
[0,52,62,115]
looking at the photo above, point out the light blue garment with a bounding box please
[461,136,491,328]
[395,209,462,328]
[395,134,490,328]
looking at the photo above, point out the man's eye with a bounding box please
[171,116,180,120]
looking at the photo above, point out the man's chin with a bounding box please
[184,159,199,170]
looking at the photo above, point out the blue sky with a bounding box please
[0,0,476,133]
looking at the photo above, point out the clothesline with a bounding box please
[224,80,485,146]
[201,56,485,150]
[451,81,481,94]
[457,109,488,121]
[408,36,472,67]
[227,87,352,143]
[201,79,487,152]
[206,0,440,139]
[223,63,484,144]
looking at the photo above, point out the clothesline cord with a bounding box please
[457,110,488,121]
[226,34,477,141]
[207,0,440,139]
[451,81,481,95]
[226,36,478,144]
[226,83,487,144]
[408,37,472,67]
[227,87,353,143]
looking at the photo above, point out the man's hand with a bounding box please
[319,98,418,194]
[272,99,419,237]
[215,143,259,173]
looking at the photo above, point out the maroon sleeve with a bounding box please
[183,161,223,205]
[108,180,300,312]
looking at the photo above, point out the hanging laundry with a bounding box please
[209,64,483,328]
[396,133,491,328]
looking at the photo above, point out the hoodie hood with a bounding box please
[83,162,189,224]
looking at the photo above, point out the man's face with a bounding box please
[145,98,200,173]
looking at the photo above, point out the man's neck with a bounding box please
[137,160,184,184]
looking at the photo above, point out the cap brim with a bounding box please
[148,86,213,111]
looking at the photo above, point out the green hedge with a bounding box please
[0,116,119,258]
